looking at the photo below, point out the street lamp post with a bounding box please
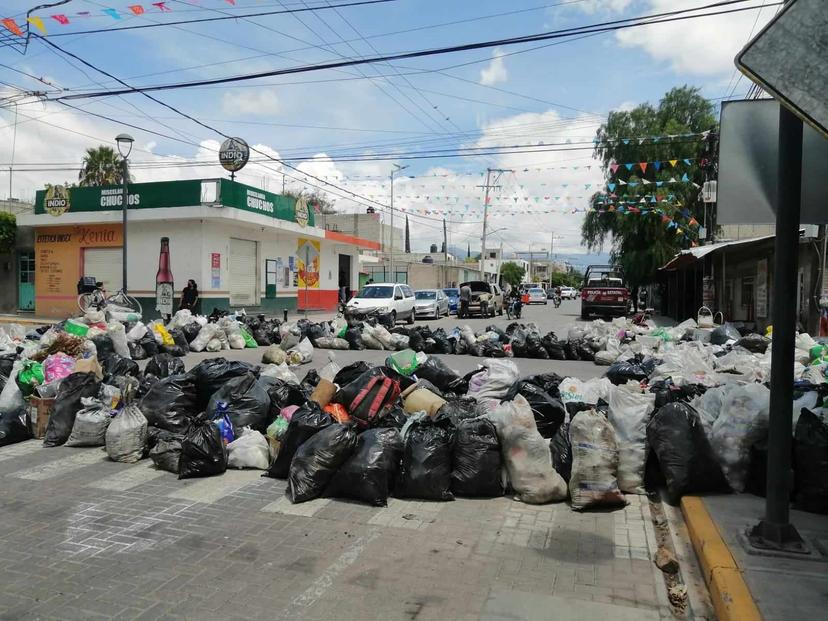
[389,164,408,283]
[116,133,134,294]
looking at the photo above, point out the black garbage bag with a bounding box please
[146,353,186,378]
[43,372,100,447]
[646,402,729,503]
[407,328,425,353]
[137,373,160,399]
[287,423,358,503]
[525,331,549,359]
[188,358,257,411]
[575,340,595,362]
[564,340,580,361]
[181,323,201,344]
[169,328,190,353]
[369,404,407,430]
[0,352,16,384]
[127,341,147,360]
[178,419,228,479]
[395,416,455,501]
[485,325,508,343]
[300,369,321,394]
[206,372,271,432]
[265,402,332,479]
[265,379,307,411]
[91,334,116,364]
[504,322,522,337]
[305,323,327,346]
[343,327,365,351]
[453,336,468,356]
[149,431,184,473]
[252,327,272,347]
[138,333,159,357]
[333,361,372,387]
[451,418,503,497]
[606,359,648,385]
[549,423,572,482]
[436,397,483,425]
[793,409,828,514]
[326,427,404,506]
[735,333,770,354]
[510,329,528,358]
[103,354,141,381]
[0,408,30,447]
[413,356,467,394]
[431,328,453,354]
[710,322,741,345]
[746,438,769,498]
[503,381,566,439]
[479,340,507,358]
[139,374,198,433]
[542,334,566,360]
[523,372,563,397]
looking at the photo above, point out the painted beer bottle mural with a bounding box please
[156,237,174,320]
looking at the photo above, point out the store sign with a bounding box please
[211,252,221,289]
[218,179,315,227]
[219,137,250,173]
[34,180,202,215]
[44,184,71,216]
[245,189,274,214]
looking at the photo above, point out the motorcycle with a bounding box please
[506,298,522,320]
[552,295,561,308]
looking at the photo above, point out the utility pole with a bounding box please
[477,167,511,280]
[389,164,408,283]
[495,240,504,286]
[443,218,448,286]
[528,242,533,284]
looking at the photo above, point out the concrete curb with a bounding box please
[0,316,57,327]
[680,496,762,621]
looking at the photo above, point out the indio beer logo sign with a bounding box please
[294,196,309,228]
[44,184,71,217]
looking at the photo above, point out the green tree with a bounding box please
[78,146,130,186]
[500,262,526,287]
[581,86,716,301]
[0,212,15,254]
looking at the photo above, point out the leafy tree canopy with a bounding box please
[581,86,716,295]
[500,262,526,286]
[0,212,15,254]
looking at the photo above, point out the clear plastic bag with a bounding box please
[569,408,626,511]
[227,428,270,470]
[608,382,656,494]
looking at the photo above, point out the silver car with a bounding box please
[414,289,449,319]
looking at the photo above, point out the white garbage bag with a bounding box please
[220,319,245,350]
[260,363,300,385]
[558,376,612,406]
[206,338,222,352]
[105,403,148,463]
[487,395,567,504]
[189,324,216,352]
[372,325,395,350]
[608,382,656,494]
[389,333,410,350]
[126,321,148,342]
[314,337,350,350]
[287,337,313,365]
[279,323,301,351]
[261,344,288,365]
[709,383,770,492]
[167,309,195,330]
[569,408,627,510]
[468,359,520,401]
[107,322,131,359]
[0,360,24,414]
[690,385,728,437]
[227,428,270,470]
[361,324,385,350]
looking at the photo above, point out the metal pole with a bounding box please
[747,104,806,553]
[496,240,503,285]
[122,157,129,294]
[390,168,395,282]
[443,218,448,285]
[480,168,492,280]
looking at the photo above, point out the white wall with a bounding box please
[126,220,204,297]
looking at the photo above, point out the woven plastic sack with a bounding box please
[607,382,656,494]
[569,409,626,510]
[66,398,111,447]
[105,403,148,463]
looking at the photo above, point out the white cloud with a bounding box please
[575,0,633,14]
[479,48,508,86]
[616,101,638,112]
[615,0,776,76]
[220,87,280,118]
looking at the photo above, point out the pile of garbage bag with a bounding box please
[1,308,827,517]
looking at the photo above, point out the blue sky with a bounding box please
[1,0,775,257]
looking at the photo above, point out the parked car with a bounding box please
[559,286,578,300]
[443,287,459,314]
[580,265,630,319]
[414,289,449,319]
[458,281,505,317]
[346,283,416,324]
[527,287,547,305]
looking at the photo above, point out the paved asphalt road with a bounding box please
[0,299,691,621]
[184,298,605,381]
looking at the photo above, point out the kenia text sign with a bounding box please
[34,178,315,227]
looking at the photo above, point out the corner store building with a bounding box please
[18,178,379,319]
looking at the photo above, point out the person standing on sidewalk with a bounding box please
[459,283,471,319]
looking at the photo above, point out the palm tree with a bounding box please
[78,146,130,186]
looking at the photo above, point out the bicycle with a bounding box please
[78,284,143,317]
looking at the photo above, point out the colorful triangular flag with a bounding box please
[669,159,678,167]
[1,17,23,35]
[625,163,633,171]
[51,14,69,25]
[681,173,689,182]
[639,162,647,173]
[610,163,619,174]
[653,160,662,171]
[27,16,46,34]
[128,5,145,16]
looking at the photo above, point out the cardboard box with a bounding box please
[28,397,55,439]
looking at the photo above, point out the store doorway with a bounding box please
[338,254,352,303]
[17,250,34,311]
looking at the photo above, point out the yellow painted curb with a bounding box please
[681,496,762,621]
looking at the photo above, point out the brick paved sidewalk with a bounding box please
[0,441,675,621]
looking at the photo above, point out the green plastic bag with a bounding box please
[337,325,348,338]
[65,319,89,337]
[17,360,44,397]
[239,326,258,348]
[266,416,289,440]
[386,349,419,376]
[651,328,673,342]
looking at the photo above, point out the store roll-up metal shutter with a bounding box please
[229,238,257,306]
[83,247,123,293]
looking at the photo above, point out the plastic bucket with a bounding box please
[65,319,89,337]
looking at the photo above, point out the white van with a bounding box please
[346,283,416,324]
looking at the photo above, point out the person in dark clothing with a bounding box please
[458,284,471,319]
[179,280,199,312]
